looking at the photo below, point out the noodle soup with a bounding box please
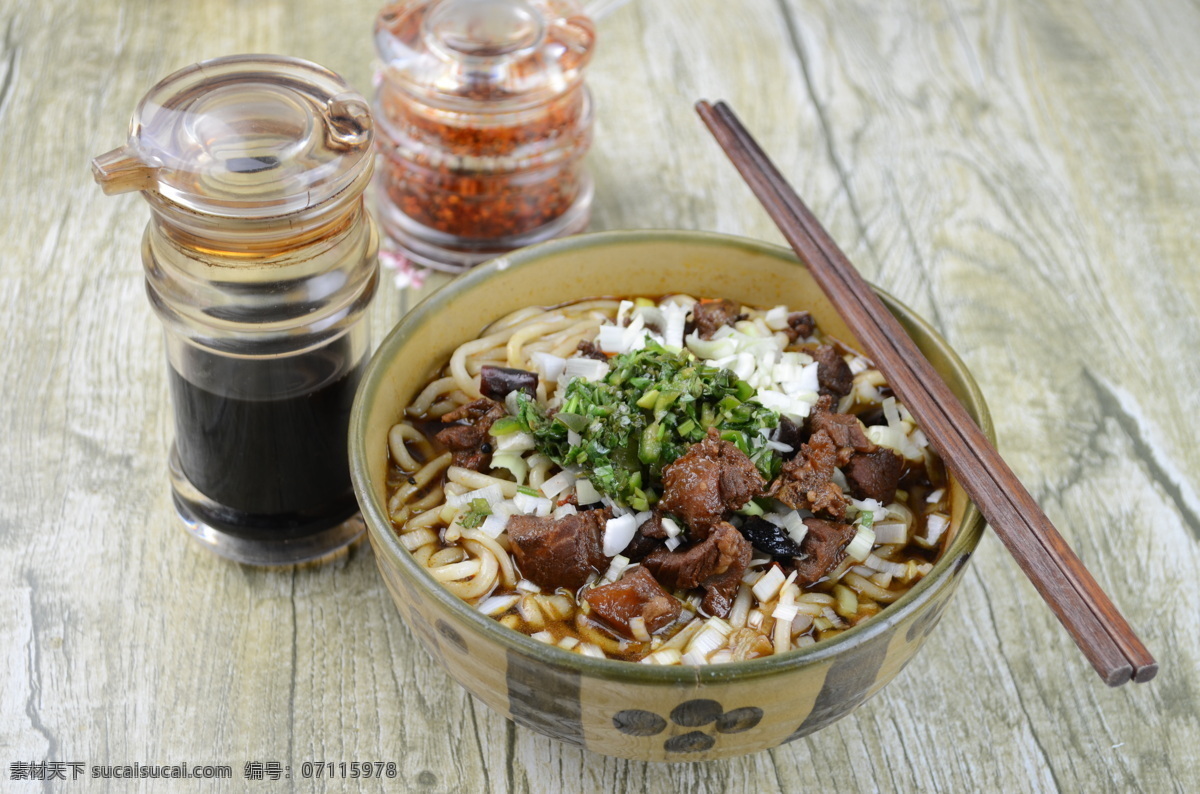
[386,296,950,665]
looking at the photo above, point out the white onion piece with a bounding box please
[844,525,876,562]
[850,497,885,515]
[763,306,789,330]
[752,565,786,602]
[479,513,509,539]
[773,599,799,623]
[539,470,576,499]
[596,324,627,354]
[603,514,638,557]
[530,352,567,383]
[685,331,737,360]
[575,479,601,505]
[628,616,651,642]
[495,431,536,454]
[477,594,519,616]
[632,305,664,329]
[781,511,808,546]
[794,362,820,395]
[511,492,536,513]
[865,553,907,577]
[602,555,631,583]
[919,513,950,548]
[661,302,687,349]
[562,357,609,382]
[661,517,682,538]
[615,300,635,327]
[489,453,528,485]
[503,390,524,416]
[873,521,908,545]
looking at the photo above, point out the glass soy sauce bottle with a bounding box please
[93,55,379,565]
[373,0,597,271]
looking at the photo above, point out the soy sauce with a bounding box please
[168,342,365,541]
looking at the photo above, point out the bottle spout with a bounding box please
[91,144,159,195]
[322,94,373,151]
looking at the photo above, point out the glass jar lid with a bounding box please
[375,0,595,112]
[92,54,374,218]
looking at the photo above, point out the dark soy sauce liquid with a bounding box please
[168,340,365,540]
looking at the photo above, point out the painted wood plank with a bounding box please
[0,0,1196,791]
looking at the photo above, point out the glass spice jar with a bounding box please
[92,55,379,565]
[373,0,597,271]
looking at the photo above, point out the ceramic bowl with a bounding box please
[349,230,993,761]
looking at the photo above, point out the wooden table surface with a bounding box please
[2,0,1197,791]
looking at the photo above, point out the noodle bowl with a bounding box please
[350,230,991,759]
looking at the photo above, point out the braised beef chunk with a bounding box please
[479,365,538,400]
[659,427,764,538]
[622,511,668,561]
[506,508,611,591]
[768,429,849,520]
[440,397,504,426]
[644,522,751,618]
[644,522,747,589]
[575,340,608,361]
[812,345,854,400]
[721,464,763,512]
[784,311,814,343]
[699,524,753,616]
[435,398,506,471]
[845,447,904,503]
[691,299,746,339]
[740,516,803,558]
[583,567,681,638]
[645,533,720,590]
[793,518,858,586]
[809,395,873,465]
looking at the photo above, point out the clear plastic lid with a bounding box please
[375,0,596,112]
[92,55,374,218]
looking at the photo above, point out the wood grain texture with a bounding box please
[1,0,1196,792]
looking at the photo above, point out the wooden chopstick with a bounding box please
[696,100,1157,686]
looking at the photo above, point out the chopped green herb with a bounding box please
[488,416,524,436]
[858,510,875,529]
[511,340,781,506]
[736,499,766,517]
[517,485,540,497]
[459,498,492,529]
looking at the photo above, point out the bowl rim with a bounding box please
[350,229,993,685]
